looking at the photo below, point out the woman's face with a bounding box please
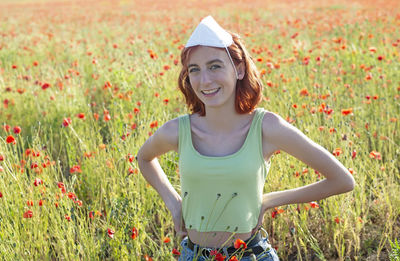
[187,46,239,110]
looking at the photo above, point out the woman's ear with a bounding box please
[237,62,245,80]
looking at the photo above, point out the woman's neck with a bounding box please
[199,105,254,134]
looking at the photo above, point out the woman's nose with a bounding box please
[199,70,212,86]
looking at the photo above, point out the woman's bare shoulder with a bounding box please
[156,117,180,151]
[261,110,285,135]
[137,117,180,161]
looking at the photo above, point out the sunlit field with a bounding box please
[0,0,399,260]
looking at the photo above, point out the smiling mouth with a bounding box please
[201,87,221,95]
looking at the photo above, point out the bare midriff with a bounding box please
[187,229,253,248]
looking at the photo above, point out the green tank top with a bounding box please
[178,108,271,233]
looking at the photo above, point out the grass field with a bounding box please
[0,0,399,260]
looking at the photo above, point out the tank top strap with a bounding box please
[246,108,267,161]
[248,108,266,137]
[178,114,191,156]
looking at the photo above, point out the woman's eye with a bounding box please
[210,64,220,70]
[189,68,199,73]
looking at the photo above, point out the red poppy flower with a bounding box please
[103,114,111,121]
[309,201,319,208]
[104,81,112,89]
[0,155,4,161]
[34,178,43,186]
[0,191,3,198]
[70,165,82,173]
[171,248,180,256]
[144,254,153,261]
[62,118,72,127]
[128,166,138,175]
[369,151,382,160]
[229,256,239,261]
[3,124,10,132]
[234,238,247,249]
[107,228,115,239]
[39,199,43,206]
[131,227,138,239]
[150,121,158,128]
[341,108,353,116]
[23,210,33,218]
[352,150,357,159]
[31,162,38,169]
[302,57,310,65]
[13,126,21,134]
[92,113,99,121]
[67,192,77,200]
[332,148,342,157]
[210,250,226,261]
[148,50,158,60]
[41,83,51,90]
[89,211,94,219]
[163,237,170,243]
[65,215,71,221]
[77,113,85,119]
[127,154,134,162]
[6,135,16,144]
[299,88,309,96]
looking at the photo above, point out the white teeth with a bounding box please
[201,88,220,94]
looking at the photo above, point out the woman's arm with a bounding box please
[261,112,355,210]
[136,118,181,214]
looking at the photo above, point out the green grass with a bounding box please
[0,0,399,260]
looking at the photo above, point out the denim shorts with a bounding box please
[178,229,279,261]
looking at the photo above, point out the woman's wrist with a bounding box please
[166,196,182,217]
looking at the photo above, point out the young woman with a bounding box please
[137,16,355,261]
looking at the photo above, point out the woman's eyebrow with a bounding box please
[188,59,224,68]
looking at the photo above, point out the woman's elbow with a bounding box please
[329,171,355,194]
[136,150,150,166]
[341,174,356,193]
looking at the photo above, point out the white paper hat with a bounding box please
[185,16,233,48]
[185,16,238,79]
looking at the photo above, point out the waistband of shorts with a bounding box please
[187,231,265,257]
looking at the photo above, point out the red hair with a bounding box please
[178,32,263,116]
